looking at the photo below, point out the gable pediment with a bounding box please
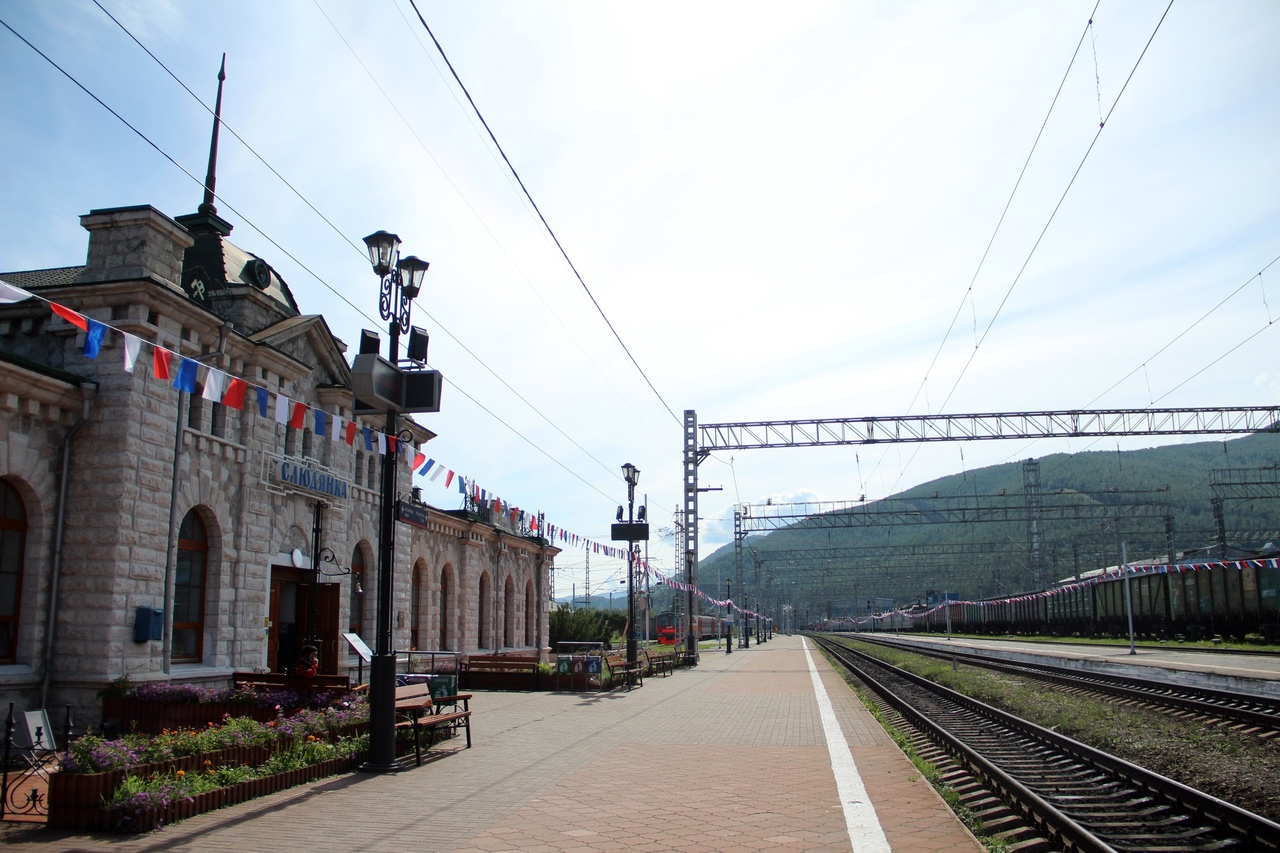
[250,315,351,386]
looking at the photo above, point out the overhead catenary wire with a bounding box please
[875,1,1175,501]
[858,2,1104,504]
[307,0,675,459]
[938,0,1176,413]
[0,12,625,510]
[91,0,645,494]
[404,0,681,428]
[381,1,670,452]
[901,0,1102,421]
[1000,250,1280,470]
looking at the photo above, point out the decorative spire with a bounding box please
[198,54,226,216]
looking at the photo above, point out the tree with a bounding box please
[548,604,627,648]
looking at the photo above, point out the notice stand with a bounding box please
[343,632,372,686]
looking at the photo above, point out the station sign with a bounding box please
[268,456,349,501]
[396,500,431,530]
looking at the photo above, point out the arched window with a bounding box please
[350,546,365,639]
[525,579,535,647]
[187,387,205,431]
[0,480,27,663]
[210,399,227,438]
[172,510,207,663]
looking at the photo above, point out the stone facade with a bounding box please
[0,204,557,724]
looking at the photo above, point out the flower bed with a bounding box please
[104,735,368,833]
[50,697,370,832]
[100,677,341,735]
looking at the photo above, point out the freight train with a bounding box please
[838,556,1280,642]
[655,612,732,645]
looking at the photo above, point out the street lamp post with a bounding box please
[361,229,429,773]
[622,463,639,668]
[609,464,647,670]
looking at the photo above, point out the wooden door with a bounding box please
[317,582,341,675]
[268,567,311,674]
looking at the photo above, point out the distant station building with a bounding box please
[0,176,556,722]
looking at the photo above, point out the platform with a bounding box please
[2,635,981,852]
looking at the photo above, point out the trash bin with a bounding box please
[429,674,457,701]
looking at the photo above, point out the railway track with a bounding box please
[846,633,1280,736]
[813,635,1280,852]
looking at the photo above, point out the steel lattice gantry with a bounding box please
[1210,466,1280,501]
[682,406,1279,631]
[735,491,1171,531]
[699,407,1280,451]
[731,492,1173,609]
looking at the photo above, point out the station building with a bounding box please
[0,195,557,723]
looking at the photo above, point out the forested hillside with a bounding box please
[697,431,1280,618]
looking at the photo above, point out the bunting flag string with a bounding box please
[0,278,421,460]
[1,278,688,575]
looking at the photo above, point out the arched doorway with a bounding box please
[439,564,453,650]
[0,480,27,663]
[503,575,516,649]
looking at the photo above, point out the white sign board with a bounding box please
[342,632,372,662]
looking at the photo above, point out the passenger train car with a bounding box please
[655,612,732,645]
[846,557,1280,642]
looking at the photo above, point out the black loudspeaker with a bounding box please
[406,326,429,362]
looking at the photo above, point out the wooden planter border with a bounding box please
[51,753,364,833]
[48,722,368,831]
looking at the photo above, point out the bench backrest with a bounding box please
[233,672,351,690]
[395,683,434,703]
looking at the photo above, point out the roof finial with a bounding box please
[198,54,226,216]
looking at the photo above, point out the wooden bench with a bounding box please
[394,683,473,766]
[461,654,539,673]
[232,672,351,698]
[643,649,674,677]
[605,653,642,691]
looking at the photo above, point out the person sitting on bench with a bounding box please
[295,645,319,678]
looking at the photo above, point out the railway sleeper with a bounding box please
[858,681,1054,850]
[1077,819,1228,843]
[1018,775,1121,791]
[1063,800,1172,817]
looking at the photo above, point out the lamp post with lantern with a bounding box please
[611,463,647,669]
[356,229,432,773]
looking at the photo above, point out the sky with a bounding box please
[1,1,1278,604]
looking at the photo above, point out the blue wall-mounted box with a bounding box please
[133,607,164,643]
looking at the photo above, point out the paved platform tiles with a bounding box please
[4,636,982,852]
